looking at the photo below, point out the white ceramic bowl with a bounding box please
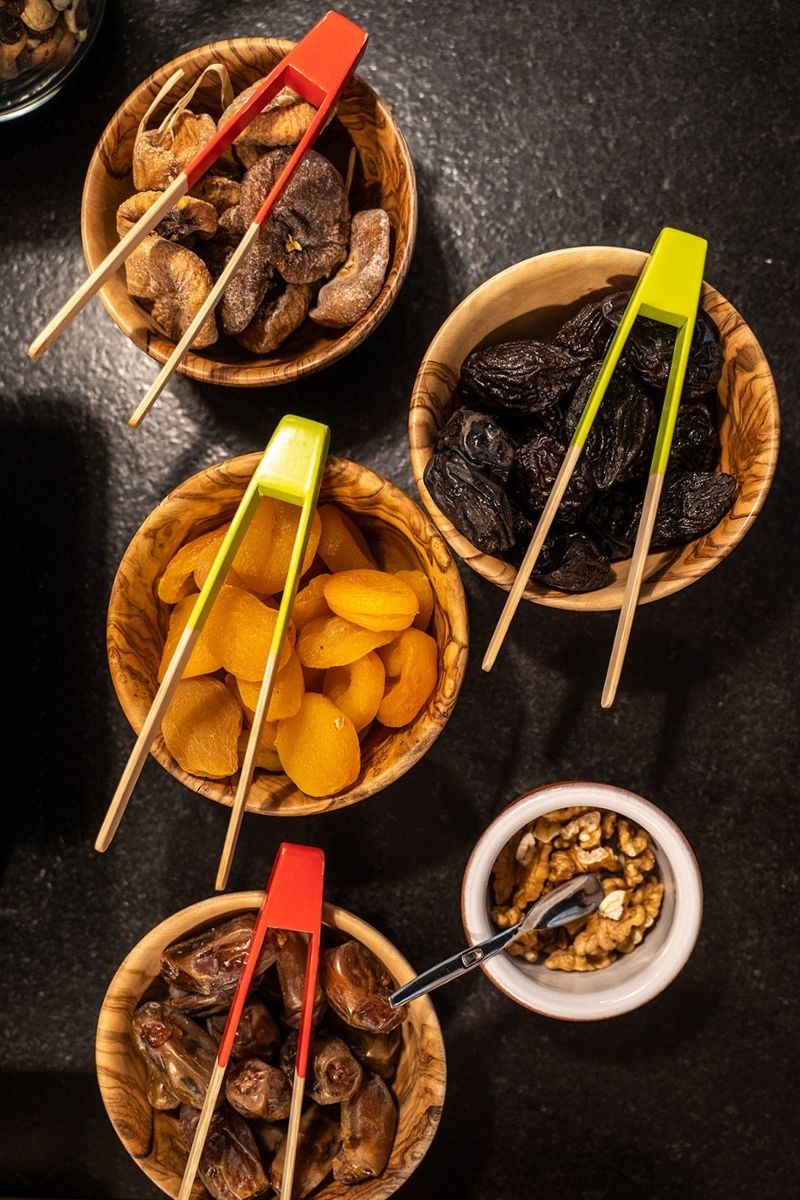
[461,782,703,1020]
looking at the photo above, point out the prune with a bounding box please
[653,470,737,547]
[669,403,719,473]
[554,298,614,361]
[461,339,582,414]
[436,408,514,482]
[586,486,642,561]
[533,530,611,593]
[424,449,514,554]
[505,502,562,572]
[602,292,723,399]
[565,363,656,489]
[511,431,594,521]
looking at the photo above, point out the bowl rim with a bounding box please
[460,780,704,1021]
[409,245,781,612]
[106,451,469,817]
[96,893,447,1200]
[81,35,418,388]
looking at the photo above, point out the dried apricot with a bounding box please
[394,570,434,631]
[323,652,385,732]
[297,615,396,669]
[302,664,326,692]
[158,528,225,604]
[238,734,282,772]
[292,574,332,630]
[162,678,242,778]
[236,652,304,721]
[322,570,418,633]
[317,505,377,572]
[276,694,360,796]
[158,593,221,681]
[204,586,293,680]
[230,500,274,591]
[377,629,438,728]
[235,499,321,595]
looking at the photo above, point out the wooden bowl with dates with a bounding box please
[96,893,446,1198]
[408,246,780,611]
[81,37,417,387]
[106,453,468,817]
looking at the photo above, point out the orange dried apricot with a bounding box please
[238,733,282,772]
[158,593,221,681]
[317,505,377,572]
[301,664,325,692]
[276,694,360,796]
[322,570,418,633]
[297,615,396,669]
[158,528,225,604]
[394,569,434,631]
[162,677,242,778]
[377,629,438,728]
[236,652,304,721]
[204,586,293,680]
[292,574,332,630]
[233,499,320,595]
[323,652,385,732]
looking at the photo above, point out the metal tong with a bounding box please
[482,227,708,707]
[178,842,325,1200]
[28,11,368,427]
[95,415,330,890]
[389,873,603,1008]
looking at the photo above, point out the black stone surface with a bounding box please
[1,1,798,1197]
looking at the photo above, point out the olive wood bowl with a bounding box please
[82,37,417,387]
[96,894,446,1199]
[409,246,780,611]
[107,453,468,816]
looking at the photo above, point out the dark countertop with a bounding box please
[1,1,798,1197]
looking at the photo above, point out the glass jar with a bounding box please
[0,0,105,122]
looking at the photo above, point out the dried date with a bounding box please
[461,339,582,414]
[424,449,514,555]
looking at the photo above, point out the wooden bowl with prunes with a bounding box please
[96,893,446,1199]
[409,247,779,610]
[81,37,416,387]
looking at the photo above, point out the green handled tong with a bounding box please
[96,415,330,888]
[482,227,708,707]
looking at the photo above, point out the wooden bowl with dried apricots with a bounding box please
[96,893,446,1199]
[81,37,416,387]
[107,454,468,817]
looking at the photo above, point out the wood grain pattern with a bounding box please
[96,896,446,1200]
[409,246,780,612]
[106,454,468,816]
[81,37,417,388]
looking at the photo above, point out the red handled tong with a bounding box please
[28,11,368,426]
[178,843,325,1200]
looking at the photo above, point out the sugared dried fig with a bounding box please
[116,192,218,245]
[236,282,311,354]
[191,173,241,215]
[309,208,390,328]
[240,148,349,283]
[133,110,218,191]
[220,242,275,336]
[125,234,218,348]
[220,81,318,150]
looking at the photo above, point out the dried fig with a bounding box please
[190,173,241,215]
[220,81,318,150]
[309,208,391,328]
[133,110,218,192]
[125,234,218,348]
[220,241,275,336]
[116,192,217,244]
[236,282,311,353]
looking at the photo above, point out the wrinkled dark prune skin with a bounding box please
[554,298,615,361]
[669,403,719,472]
[506,502,562,572]
[602,292,723,399]
[653,470,737,546]
[436,408,514,482]
[511,432,594,521]
[461,339,582,414]
[533,530,611,592]
[565,363,656,489]
[586,486,642,561]
[424,449,514,554]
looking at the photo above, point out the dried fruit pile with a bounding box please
[490,806,664,971]
[157,500,438,797]
[132,914,406,1197]
[0,0,92,81]
[424,291,738,592]
[120,64,391,354]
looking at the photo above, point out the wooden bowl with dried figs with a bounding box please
[409,247,780,611]
[81,38,416,386]
[96,893,446,1198]
[106,452,468,817]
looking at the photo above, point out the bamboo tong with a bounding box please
[95,415,330,889]
[27,11,368,427]
[483,227,708,707]
[178,842,325,1200]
